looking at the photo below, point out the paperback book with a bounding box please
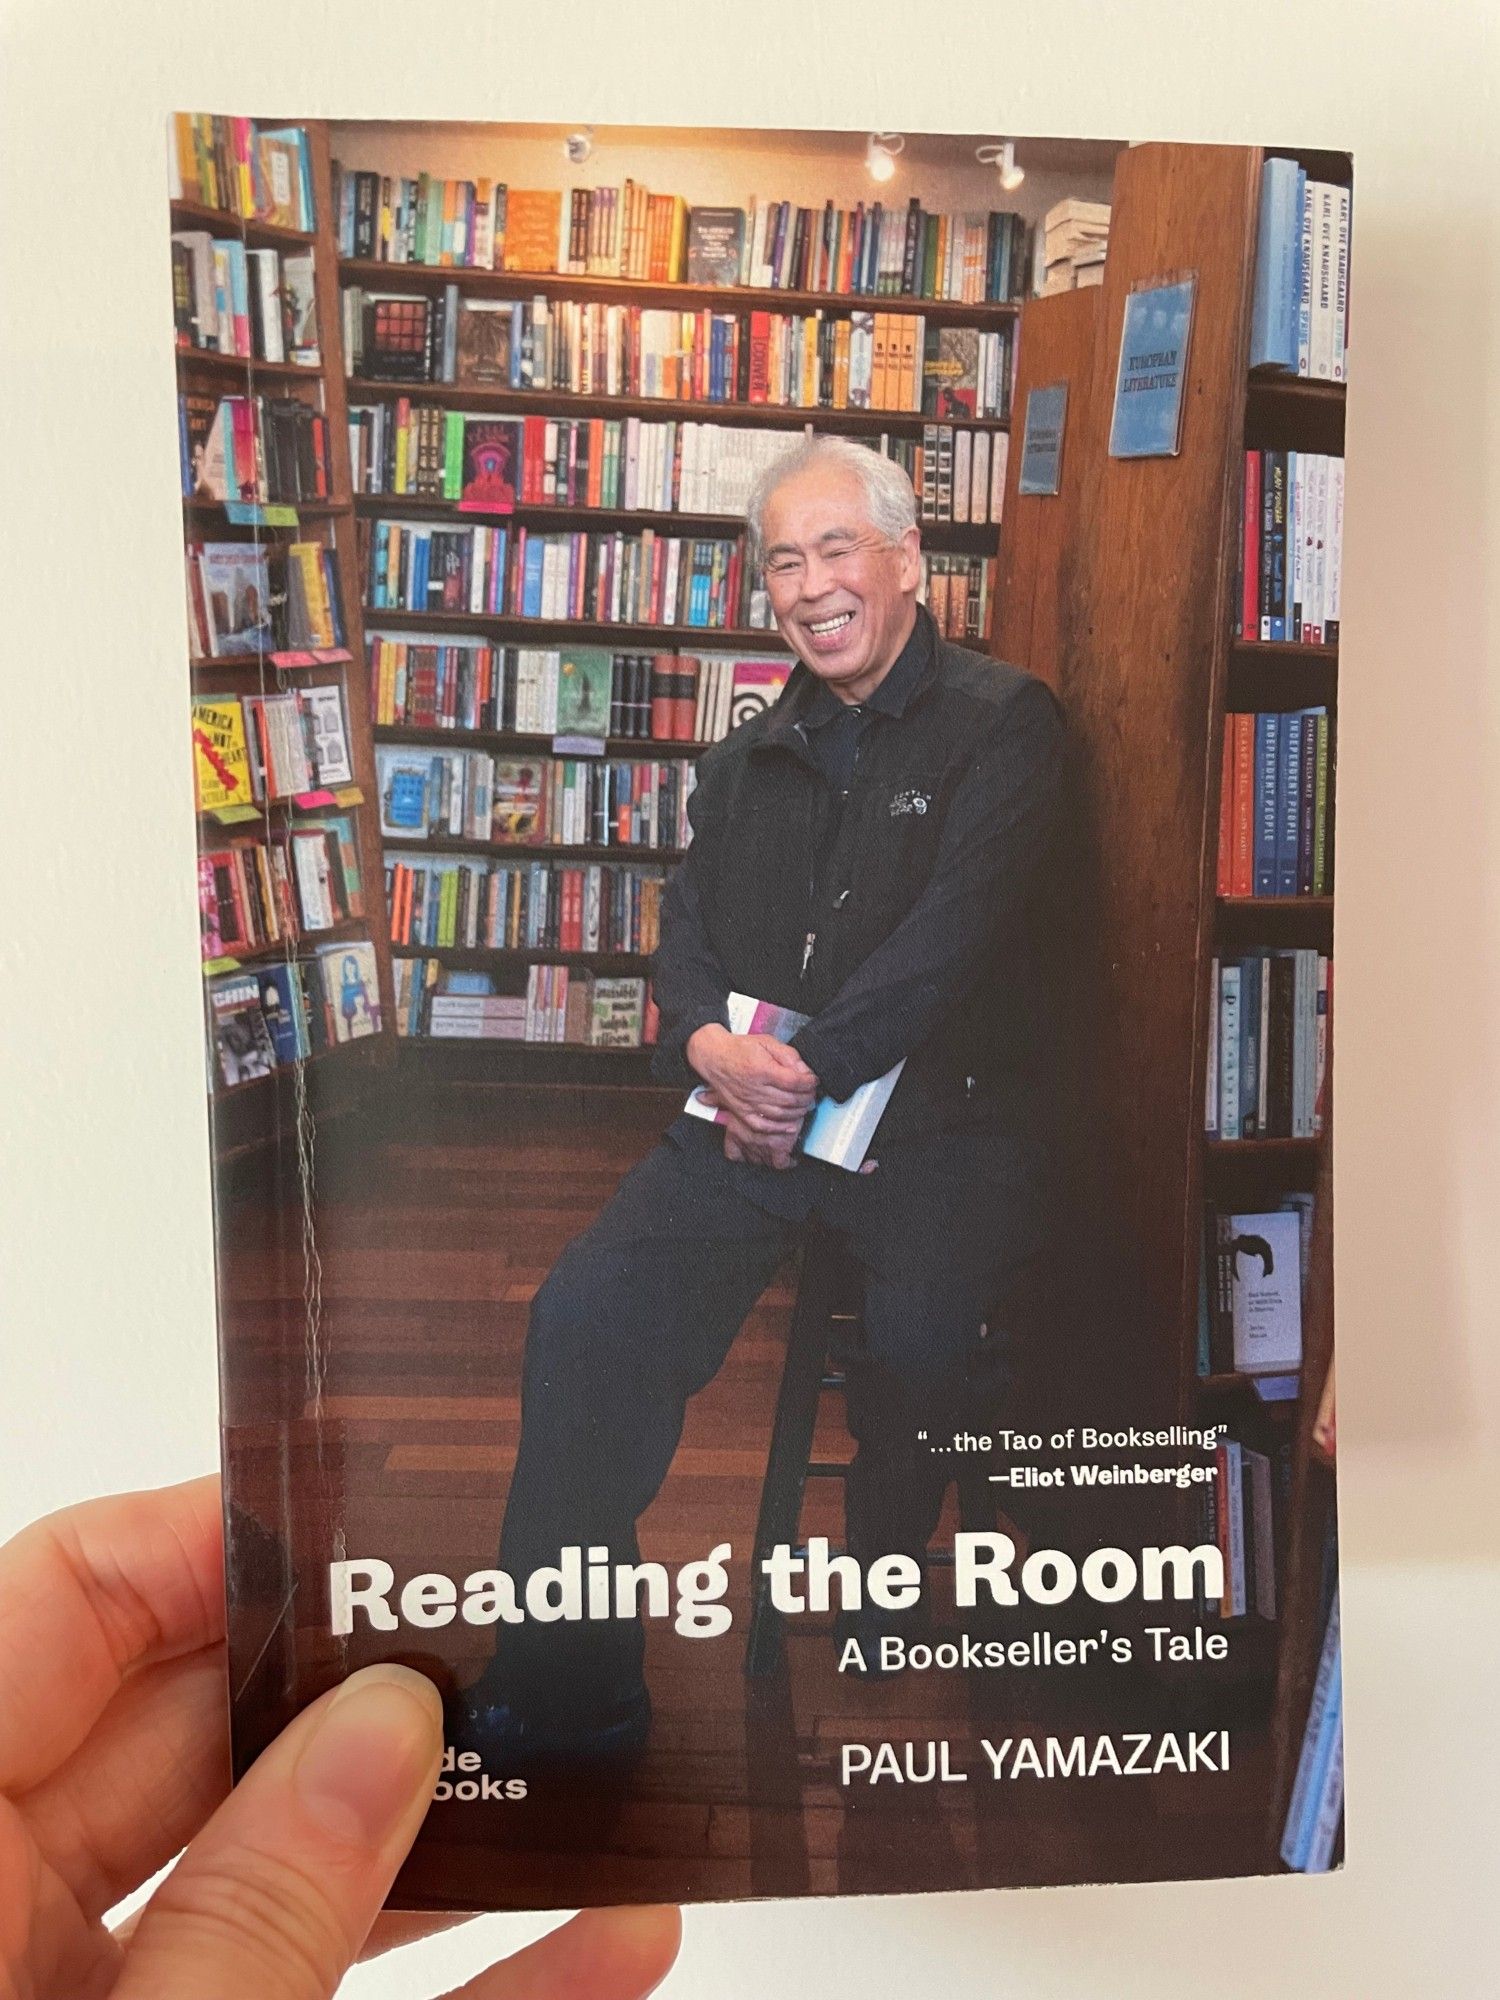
[181,114,1350,1918]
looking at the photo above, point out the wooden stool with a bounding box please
[743,1223,1005,1677]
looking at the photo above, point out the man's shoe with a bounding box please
[446,1679,652,1769]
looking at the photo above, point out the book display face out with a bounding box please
[171,117,1346,1911]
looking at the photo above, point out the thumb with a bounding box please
[117,1663,443,2000]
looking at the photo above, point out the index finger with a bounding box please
[0,1475,223,1792]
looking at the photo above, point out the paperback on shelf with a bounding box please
[180,115,1350,1917]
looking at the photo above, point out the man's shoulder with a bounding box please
[927,634,1063,734]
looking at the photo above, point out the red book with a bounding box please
[1241,452,1260,641]
[1216,717,1234,896]
[748,312,771,402]
[674,656,700,741]
[650,655,677,739]
[1232,712,1255,895]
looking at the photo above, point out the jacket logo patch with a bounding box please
[889,789,931,818]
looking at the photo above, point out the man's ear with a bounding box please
[896,524,923,593]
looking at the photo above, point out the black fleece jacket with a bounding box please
[650,603,1065,1155]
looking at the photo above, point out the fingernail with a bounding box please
[292,1664,443,1848]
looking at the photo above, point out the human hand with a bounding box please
[686,1026,817,1137]
[0,1475,681,1998]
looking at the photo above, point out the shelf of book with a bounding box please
[1008,139,1346,1869]
[375,723,715,757]
[362,607,790,650]
[391,943,653,970]
[171,197,316,250]
[346,375,1009,437]
[339,257,1023,326]
[349,492,1004,551]
[177,350,325,384]
[404,836,686,864]
[204,917,369,971]
[393,1036,663,1091]
[177,117,400,1148]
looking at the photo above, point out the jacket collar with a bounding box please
[754,602,939,758]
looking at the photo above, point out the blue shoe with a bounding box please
[447,1679,652,1768]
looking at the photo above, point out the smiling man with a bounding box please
[455,436,1066,1766]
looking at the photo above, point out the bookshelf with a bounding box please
[327,138,1033,1068]
[173,117,397,1160]
[999,140,1344,1870]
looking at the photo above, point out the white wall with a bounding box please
[2,1,1497,1994]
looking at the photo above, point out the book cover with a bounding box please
[685,207,745,285]
[191,696,253,812]
[181,118,1349,1921]
[458,418,521,510]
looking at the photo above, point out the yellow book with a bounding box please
[833,319,850,408]
[667,196,689,282]
[899,315,919,411]
[802,315,818,406]
[502,190,563,274]
[393,405,411,495]
[871,313,889,411]
[290,541,335,649]
[192,697,253,812]
[173,114,199,202]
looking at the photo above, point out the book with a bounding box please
[685,207,745,285]
[682,992,905,1170]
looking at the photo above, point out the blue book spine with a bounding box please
[1239,952,1261,1138]
[1281,1587,1342,1869]
[1296,168,1312,374]
[523,539,545,618]
[372,522,389,606]
[1253,712,1280,895]
[1277,707,1303,896]
[1249,156,1301,369]
[1219,962,1242,1141]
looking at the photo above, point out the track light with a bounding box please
[977,140,1025,193]
[865,132,904,184]
[563,127,594,167]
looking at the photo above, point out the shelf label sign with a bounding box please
[1109,275,1197,459]
[1018,383,1068,495]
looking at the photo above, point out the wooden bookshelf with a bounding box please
[339,255,1021,324]
[176,117,399,1157]
[362,607,787,649]
[1001,140,1344,1873]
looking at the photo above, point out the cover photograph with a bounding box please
[173,114,1347,1909]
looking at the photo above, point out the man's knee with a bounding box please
[525,1241,613,1384]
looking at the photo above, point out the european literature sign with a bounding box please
[1018,382,1069,495]
[1109,274,1196,458]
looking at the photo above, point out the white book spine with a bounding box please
[1219,963,1242,1141]
[1332,187,1350,381]
[1205,956,1220,1136]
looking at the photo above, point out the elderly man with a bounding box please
[456,435,1065,1763]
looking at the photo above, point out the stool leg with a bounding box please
[745,1230,837,1678]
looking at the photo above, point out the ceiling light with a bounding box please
[866,132,904,184]
[977,140,1025,193]
[563,128,594,167]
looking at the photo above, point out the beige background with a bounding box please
[2,0,1497,1992]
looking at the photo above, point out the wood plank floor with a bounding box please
[217,1080,1276,1910]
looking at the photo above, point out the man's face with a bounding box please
[760,462,921,705]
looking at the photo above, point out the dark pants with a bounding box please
[492,1125,1051,1710]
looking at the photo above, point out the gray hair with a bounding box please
[745,435,919,562]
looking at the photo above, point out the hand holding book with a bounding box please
[686,1021,818,1169]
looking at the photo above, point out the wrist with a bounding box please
[686,1022,732,1078]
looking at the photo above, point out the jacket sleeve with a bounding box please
[649,757,734,1085]
[790,676,1065,1102]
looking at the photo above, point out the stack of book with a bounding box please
[366,520,754,631]
[169,115,315,229]
[1205,949,1330,1140]
[206,939,382,1085]
[1233,450,1344,644]
[345,288,1014,420]
[397,961,653,1046]
[333,165,1031,302]
[1216,708,1334,897]
[179,393,331,506]
[385,853,665,955]
[198,818,365,960]
[1193,1433,1292,1619]
[1250,156,1351,381]
[1036,198,1110,294]
[172,235,319,366]
[375,746,694,852]
[923,553,996,641]
[191,686,353,811]
[185,540,347,660]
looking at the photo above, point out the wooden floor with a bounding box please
[217,1077,1277,1910]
